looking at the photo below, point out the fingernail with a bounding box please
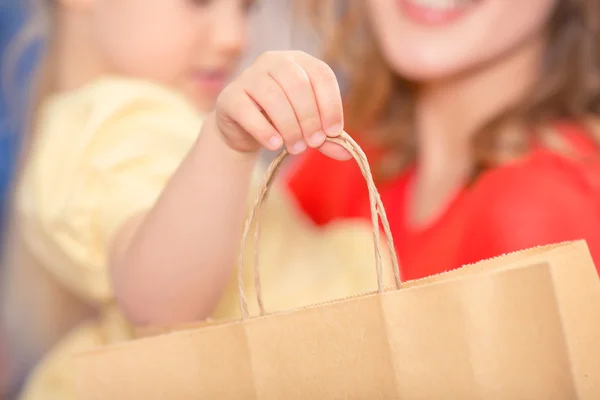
[310,131,326,146]
[326,123,343,136]
[291,140,307,154]
[268,136,283,150]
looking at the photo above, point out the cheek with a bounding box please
[366,0,556,81]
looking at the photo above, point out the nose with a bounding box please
[210,5,247,60]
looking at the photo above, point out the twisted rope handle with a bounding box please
[237,132,402,320]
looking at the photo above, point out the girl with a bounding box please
[1,1,387,398]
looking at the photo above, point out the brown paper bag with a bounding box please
[75,133,600,399]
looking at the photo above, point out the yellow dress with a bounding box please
[4,77,392,400]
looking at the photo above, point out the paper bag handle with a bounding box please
[237,132,402,320]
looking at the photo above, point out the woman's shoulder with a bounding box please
[458,122,600,266]
[473,122,600,201]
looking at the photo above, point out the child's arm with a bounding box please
[111,51,347,327]
[111,115,258,326]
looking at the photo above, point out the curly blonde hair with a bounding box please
[302,0,600,179]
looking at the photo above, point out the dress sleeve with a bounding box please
[18,82,204,304]
[456,150,600,274]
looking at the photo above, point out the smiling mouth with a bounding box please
[399,0,479,25]
[407,0,476,10]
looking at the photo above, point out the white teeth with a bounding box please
[410,0,467,10]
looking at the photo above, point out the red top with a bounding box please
[287,123,600,281]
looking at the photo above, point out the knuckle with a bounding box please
[278,118,303,141]
[290,50,310,59]
[301,114,322,131]
[280,116,303,137]
[320,99,343,124]
[256,124,278,141]
[215,84,236,113]
[291,50,337,81]
[257,50,286,67]
[286,72,310,94]
[315,62,338,84]
[262,82,282,106]
[257,51,274,62]
[271,53,300,72]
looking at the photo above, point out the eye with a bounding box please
[190,0,213,6]
[242,0,258,13]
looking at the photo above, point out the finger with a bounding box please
[245,75,306,154]
[319,141,353,161]
[267,57,325,148]
[223,87,283,151]
[291,51,344,138]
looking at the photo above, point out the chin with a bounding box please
[196,101,216,113]
[189,94,217,113]
[387,56,470,84]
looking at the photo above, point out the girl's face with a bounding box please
[365,0,557,82]
[88,0,254,110]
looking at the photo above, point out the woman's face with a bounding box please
[366,0,558,82]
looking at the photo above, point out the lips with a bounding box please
[191,69,230,94]
[398,0,478,25]
[407,0,475,11]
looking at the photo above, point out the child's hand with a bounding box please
[215,51,350,160]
